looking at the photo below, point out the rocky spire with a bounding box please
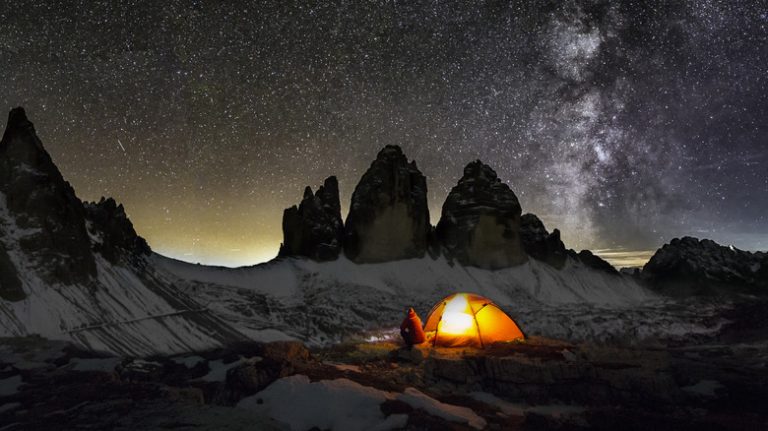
[520,213,568,269]
[279,176,344,261]
[344,145,431,263]
[436,161,527,269]
[0,107,96,287]
[520,213,617,274]
[84,197,151,264]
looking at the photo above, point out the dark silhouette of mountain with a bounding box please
[641,236,767,295]
[343,145,432,263]
[436,161,528,269]
[278,176,344,261]
[0,108,96,291]
[282,147,618,273]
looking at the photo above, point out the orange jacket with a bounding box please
[400,308,426,344]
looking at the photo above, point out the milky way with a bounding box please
[1,1,766,266]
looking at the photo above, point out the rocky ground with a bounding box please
[1,313,766,431]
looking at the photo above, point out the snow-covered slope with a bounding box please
[153,254,669,346]
[0,237,667,356]
[2,239,736,356]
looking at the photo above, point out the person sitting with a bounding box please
[400,307,426,348]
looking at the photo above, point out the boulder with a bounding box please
[225,357,290,402]
[117,359,165,382]
[222,341,311,403]
[436,161,527,269]
[260,340,311,364]
[344,145,431,263]
[278,176,343,261]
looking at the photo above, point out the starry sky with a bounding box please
[2,1,766,267]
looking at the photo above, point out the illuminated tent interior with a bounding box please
[423,293,525,347]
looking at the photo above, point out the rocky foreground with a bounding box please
[2,302,767,431]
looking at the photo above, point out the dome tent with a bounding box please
[423,293,524,347]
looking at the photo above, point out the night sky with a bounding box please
[2,1,766,267]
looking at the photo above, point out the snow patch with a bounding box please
[171,355,206,369]
[398,387,486,429]
[197,357,252,383]
[238,375,486,430]
[238,375,406,431]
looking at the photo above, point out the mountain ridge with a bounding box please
[0,107,764,356]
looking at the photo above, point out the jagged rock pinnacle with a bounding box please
[6,107,32,130]
[436,160,527,269]
[344,145,431,263]
[279,176,344,261]
[0,108,97,287]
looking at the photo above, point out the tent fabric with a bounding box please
[423,293,524,347]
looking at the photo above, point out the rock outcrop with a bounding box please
[344,145,431,263]
[84,197,151,264]
[576,249,618,274]
[0,107,96,287]
[279,176,343,261]
[436,161,527,269]
[520,213,568,269]
[520,213,617,274]
[641,236,767,294]
[0,108,154,300]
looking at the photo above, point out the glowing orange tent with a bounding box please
[423,293,524,347]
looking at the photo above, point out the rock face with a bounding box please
[436,161,527,269]
[642,237,767,294]
[84,197,151,264]
[520,213,617,274]
[344,145,431,263]
[576,249,618,274]
[279,176,343,261]
[0,108,154,300]
[224,341,310,403]
[0,107,96,288]
[520,213,568,269]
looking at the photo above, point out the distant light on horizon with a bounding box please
[591,249,657,269]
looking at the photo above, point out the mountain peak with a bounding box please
[345,145,431,263]
[462,160,499,183]
[642,236,766,294]
[279,176,344,261]
[1,107,45,159]
[376,144,404,158]
[6,107,32,130]
[437,160,526,269]
[0,108,97,286]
